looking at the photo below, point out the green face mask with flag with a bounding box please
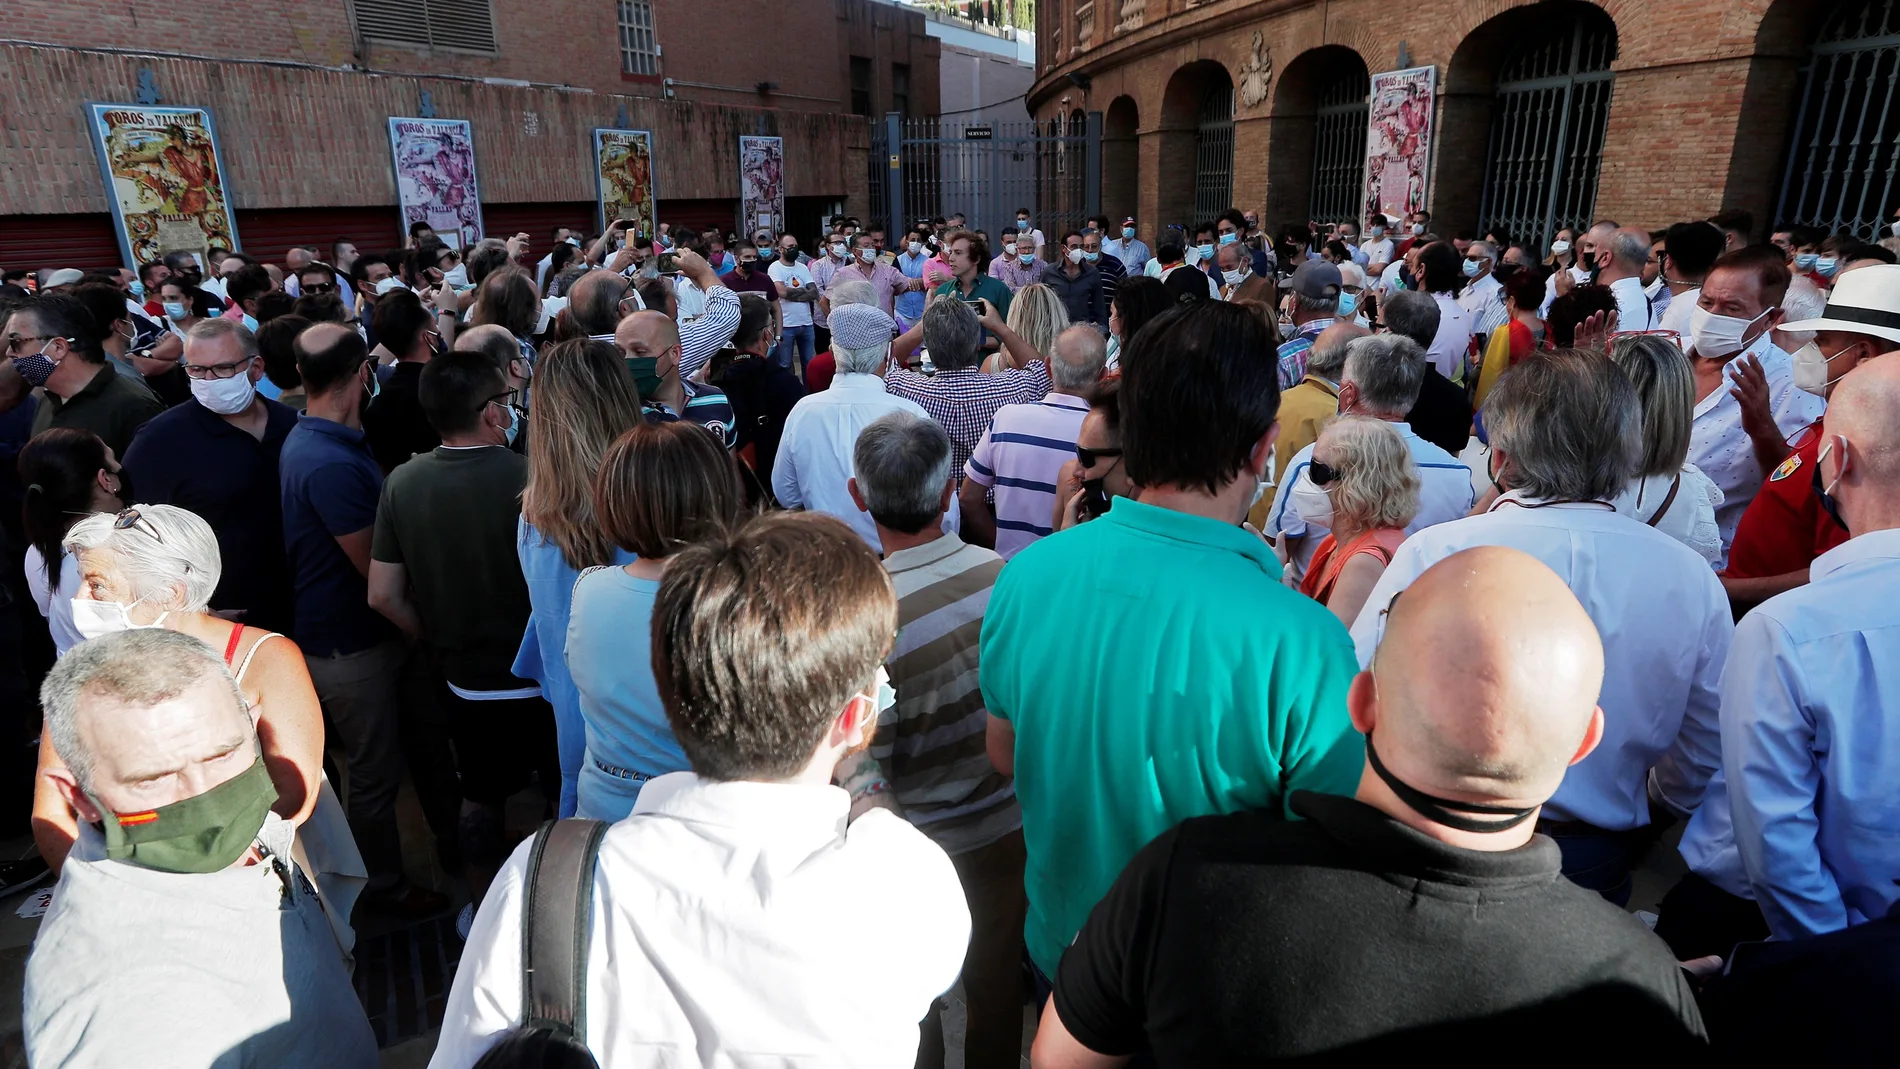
[94,755,278,874]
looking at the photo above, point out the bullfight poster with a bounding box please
[1362,66,1437,228]
[387,117,484,248]
[739,135,785,240]
[593,128,657,238]
[84,104,239,269]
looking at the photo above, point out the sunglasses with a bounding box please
[1075,444,1122,468]
[114,507,163,543]
[302,282,336,294]
[1308,460,1341,486]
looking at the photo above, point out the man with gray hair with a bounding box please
[1265,333,1477,583]
[773,302,941,549]
[1349,350,1732,906]
[1277,260,1343,389]
[1271,321,1366,484]
[1593,224,1656,331]
[1379,288,1473,455]
[1457,239,1508,347]
[886,295,1051,478]
[960,324,1107,557]
[803,278,878,391]
[843,411,1024,1069]
[26,629,377,1068]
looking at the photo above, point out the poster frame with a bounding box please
[738,134,786,241]
[1361,65,1438,230]
[591,127,659,238]
[83,101,242,271]
[386,116,485,249]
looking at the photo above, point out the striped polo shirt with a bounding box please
[964,392,1090,559]
[878,533,1021,857]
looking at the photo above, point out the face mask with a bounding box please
[442,263,469,288]
[1462,259,1483,279]
[627,355,664,397]
[1337,292,1358,317]
[1550,240,1571,255]
[1412,224,1426,236]
[499,402,521,447]
[11,340,61,387]
[1223,269,1249,286]
[164,302,189,320]
[130,280,145,299]
[780,248,796,262]
[70,596,168,640]
[1084,250,1100,263]
[1815,257,1840,277]
[1219,233,1238,246]
[1794,253,1817,270]
[1289,471,1334,527]
[363,363,382,406]
[1017,218,1030,229]
[1366,735,1538,833]
[830,243,847,259]
[1121,226,1135,239]
[1018,252,1035,266]
[1689,303,1767,359]
[1369,227,1385,239]
[1195,243,1215,262]
[1792,340,1853,397]
[189,364,257,415]
[239,312,259,333]
[858,248,876,264]
[1815,439,1848,532]
[95,755,278,874]
[1067,248,1085,264]
[908,241,923,256]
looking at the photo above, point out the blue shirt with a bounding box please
[1102,236,1150,274]
[512,518,637,817]
[895,251,929,322]
[1722,529,1900,939]
[122,397,300,633]
[279,415,395,657]
[567,565,686,822]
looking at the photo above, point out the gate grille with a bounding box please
[1777,1,1900,239]
[1310,68,1370,225]
[1194,84,1235,223]
[870,116,1095,250]
[1477,11,1617,251]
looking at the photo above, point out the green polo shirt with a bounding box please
[31,361,166,460]
[979,496,1363,975]
[931,273,1014,320]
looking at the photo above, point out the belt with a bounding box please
[591,757,655,783]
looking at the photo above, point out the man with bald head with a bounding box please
[453,323,530,399]
[1592,224,1656,331]
[1035,547,1705,1066]
[616,309,735,448]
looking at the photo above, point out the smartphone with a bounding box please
[959,297,985,314]
[657,251,680,276]
[424,267,444,285]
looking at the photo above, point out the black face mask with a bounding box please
[1078,477,1112,522]
[1366,735,1540,833]
[1813,459,1849,534]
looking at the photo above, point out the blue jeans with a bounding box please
[773,324,815,372]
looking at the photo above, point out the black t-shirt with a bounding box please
[1054,791,1706,1064]
[1407,365,1472,456]
[362,361,440,473]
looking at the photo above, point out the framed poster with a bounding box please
[387,117,484,248]
[84,103,239,269]
[738,135,785,240]
[1362,66,1437,228]
[592,128,657,238]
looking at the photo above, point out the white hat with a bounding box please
[1779,262,1900,346]
[44,268,85,287]
[1337,262,1367,288]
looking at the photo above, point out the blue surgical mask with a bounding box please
[1084,251,1100,263]
[1338,292,1358,317]
[1462,259,1483,279]
[240,313,258,333]
[1219,233,1238,246]
[1122,227,1135,239]
[130,280,145,299]
[501,402,521,447]
[1795,253,1818,270]
[1816,256,1840,277]
[1195,244,1215,260]
[163,301,188,320]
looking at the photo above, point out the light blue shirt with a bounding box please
[566,565,686,822]
[1349,497,1733,830]
[511,518,636,817]
[1722,529,1900,939]
[895,251,929,323]
[1102,236,1150,275]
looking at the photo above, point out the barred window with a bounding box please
[352,0,498,53]
[618,0,660,76]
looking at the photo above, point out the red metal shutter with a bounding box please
[0,214,123,274]
[482,202,598,247]
[658,199,742,241]
[234,207,408,266]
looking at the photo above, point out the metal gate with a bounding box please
[871,113,1100,247]
[1776,1,1900,240]
[1310,68,1370,226]
[1477,10,1618,252]
[1194,84,1235,223]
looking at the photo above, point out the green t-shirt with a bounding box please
[932,274,1014,321]
[979,496,1363,975]
[371,445,532,689]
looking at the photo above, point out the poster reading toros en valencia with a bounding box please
[388,117,484,248]
[593,129,657,238]
[84,104,239,269]
[1363,66,1437,228]
[739,135,785,240]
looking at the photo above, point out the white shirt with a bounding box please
[1457,272,1505,339]
[1361,237,1396,267]
[768,259,816,328]
[1608,275,1653,331]
[1426,292,1473,382]
[1658,286,1700,335]
[1538,264,1591,318]
[772,373,935,549]
[1610,465,1725,566]
[429,773,970,1069]
[24,546,84,655]
[1686,336,1827,566]
[673,275,708,322]
[1264,426,1477,585]
[1349,497,1733,830]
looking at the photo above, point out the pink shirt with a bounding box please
[835,261,916,317]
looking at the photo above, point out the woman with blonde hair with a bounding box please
[1298,416,1421,626]
[1607,334,1724,563]
[469,265,543,370]
[512,339,646,816]
[982,281,1067,373]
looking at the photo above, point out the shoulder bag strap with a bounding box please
[1645,473,1683,528]
[519,818,609,1039]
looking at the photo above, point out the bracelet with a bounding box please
[849,778,892,802]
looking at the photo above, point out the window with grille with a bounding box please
[352,0,498,53]
[1194,82,1235,223]
[892,64,911,118]
[851,56,874,117]
[1476,9,1617,253]
[1777,1,1900,239]
[1310,66,1369,225]
[618,0,659,76]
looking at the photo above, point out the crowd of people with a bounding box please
[1,195,1897,1066]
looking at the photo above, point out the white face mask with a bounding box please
[1289,472,1334,528]
[1550,240,1572,255]
[1689,303,1767,360]
[1223,269,1249,286]
[830,243,848,259]
[857,247,876,264]
[71,596,167,641]
[189,362,257,415]
[442,263,469,288]
[1066,248,1085,264]
[1792,339,1853,396]
[908,241,923,256]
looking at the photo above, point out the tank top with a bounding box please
[1300,527,1407,607]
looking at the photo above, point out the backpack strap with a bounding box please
[519,818,609,1040]
[1645,473,1683,528]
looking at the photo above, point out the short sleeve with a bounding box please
[369,477,403,564]
[966,427,998,486]
[1051,825,1182,1057]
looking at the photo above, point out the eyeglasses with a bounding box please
[5,334,60,355]
[114,507,163,543]
[1075,444,1123,468]
[1308,460,1341,486]
[302,282,336,294]
[184,355,255,380]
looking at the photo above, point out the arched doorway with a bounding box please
[1474,5,1617,250]
[1104,95,1139,225]
[1776,1,1900,238]
[1194,81,1236,222]
[1161,62,1235,231]
[1269,47,1371,228]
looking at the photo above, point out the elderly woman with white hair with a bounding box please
[32,504,327,873]
[1297,416,1421,626]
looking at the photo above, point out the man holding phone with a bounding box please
[930,232,1013,329]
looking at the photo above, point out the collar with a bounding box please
[1042,391,1090,411]
[1102,496,1282,579]
[1296,318,1328,339]
[883,531,965,572]
[1694,334,1782,417]
[295,413,367,444]
[1299,374,1341,396]
[1811,528,1900,584]
[587,332,616,343]
[1290,791,1563,884]
[1609,275,1645,293]
[829,371,889,392]
[1488,489,1616,513]
[55,362,118,406]
[632,771,849,853]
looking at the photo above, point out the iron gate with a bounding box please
[1477,10,1618,252]
[1776,0,1900,240]
[1310,68,1370,226]
[1194,85,1235,223]
[871,113,1100,248]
